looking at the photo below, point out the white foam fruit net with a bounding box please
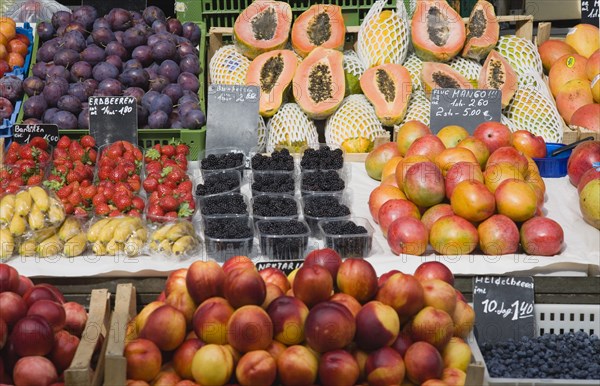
[325,95,387,147]
[256,116,267,153]
[266,103,319,153]
[449,56,482,87]
[397,90,431,127]
[403,0,417,18]
[403,53,423,91]
[503,86,563,143]
[357,0,410,68]
[496,36,543,76]
[209,45,250,85]
[343,50,366,79]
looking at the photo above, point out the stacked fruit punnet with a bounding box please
[1,137,51,193]
[143,143,195,222]
[123,253,474,386]
[367,120,565,257]
[87,216,148,256]
[23,5,204,130]
[148,220,200,257]
[0,263,90,385]
[538,24,600,132]
[567,140,600,229]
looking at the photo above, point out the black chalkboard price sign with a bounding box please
[206,84,260,155]
[12,124,59,146]
[581,0,599,26]
[88,96,137,147]
[429,89,502,134]
[473,276,535,345]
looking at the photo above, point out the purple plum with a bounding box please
[23,77,45,96]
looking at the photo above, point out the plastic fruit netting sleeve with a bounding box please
[3,0,71,23]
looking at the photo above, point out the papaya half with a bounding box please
[293,46,345,119]
[479,50,518,108]
[421,62,473,98]
[291,4,346,58]
[360,63,412,126]
[246,50,298,117]
[411,0,465,62]
[233,1,292,60]
[462,0,500,61]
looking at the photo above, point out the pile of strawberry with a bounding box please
[1,138,51,193]
[143,143,195,222]
[97,141,143,193]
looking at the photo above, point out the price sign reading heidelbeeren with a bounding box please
[206,84,260,155]
[88,96,138,147]
[473,276,535,345]
[429,89,502,134]
[12,124,59,146]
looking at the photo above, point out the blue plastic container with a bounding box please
[11,23,35,76]
[533,143,572,178]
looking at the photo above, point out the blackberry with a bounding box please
[201,152,244,170]
[303,195,350,217]
[201,194,247,215]
[195,172,240,196]
[253,195,298,217]
[257,220,309,260]
[321,220,371,258]
[251,149,294,171]
[252,173,295,194]
[301,170,345,192]
[300,146,344,170]
[204,217,253,238]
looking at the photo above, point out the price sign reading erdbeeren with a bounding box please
[89,96,137,147]
[473,276,535,345]
[429,89,502,134]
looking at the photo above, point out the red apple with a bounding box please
[445,161,485,199]
[387,217,429,256]
[378,199,421,237]
[567,140,600,186]
[16,275,34,297]
[10,315,54,357]
[473,121,512,154]
[355,301,400,350]
[22,285,62,307]
[577,167,600,193]
[329,292,362,317]
[396,120,432,156]
[375,272,424,319]
[0,264,19,293]
[259,267,291,294]
[293,265,333,308]
[486,146,529,176]
[222,255,255,274]
[410,306,454,349]
[477,214,520,255]
[368,185,407,223]
[27,300,66,332]
[13,356,58,386]
[336,259,378,304]
[364,347,406,386]
[413,262,455,285]
[421,204,454,232]
[520,217,564,256]
[406,134,446,161]
[318,349,360,386]
[404,341,444,384]
[186,261,225,304]
[303,248,342,281]
[0,291,27,327]
[165,269,188,296]
[377,269,401,287]
[511,130,547,158]
[49,330,80,373]
[124,339,162,382]
[304,301,356,353]
[365,142,402,181]
[224,267,266,308]
[173,339,205,380]
[421,279,458,315]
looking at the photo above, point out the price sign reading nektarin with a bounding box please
[581,0,599,26]
[255,260,304,275]
[12,124,59,146]
[473,276,535,345]
[429,89,502,134]
[206,84,260,155]
[89,96,137,147]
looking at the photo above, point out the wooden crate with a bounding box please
[205,15,534,163]
[104,283,137,386]
[64,289,111,386]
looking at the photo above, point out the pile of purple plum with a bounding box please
[21,5,205,130]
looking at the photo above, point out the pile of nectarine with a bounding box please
[0,17,29,75]
[0,263,89,386]
[124,252,475,386]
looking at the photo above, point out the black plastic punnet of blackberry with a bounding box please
[195,170,241,196]
[301,170,345,193]
[257,220,310,261]
[252,195,299,218]
[300,146,344,170]
[321,220,371,258]
[480,332,600,380]
[201,194,247,215]
[252,172,295,195]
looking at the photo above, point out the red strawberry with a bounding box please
[81,185,97,200]
[157,185,173,197]
[143,177,158,193]
[132,147,143,161]
[131,196,145,211]
[92,193,106,207]
[73,207,88,217]
[95,203,110,216]
[159,195,179,212]
[27,175,42,185]
[144,148,161,163]
[68,190,82,206]
[87,149,97,164]
[161,144,176,157]
[145,161,162,175]
[69,141,85,161]
[114,195,132,211]
[66,170,83,184]
[128,179,141,192]
[105,145,123,160]
[80,135,96,149]
[165,166,186,185]
[57,136,71,149]
[19,145,35,160]
[108,210,122,217]
[177,180,193,194]
[30,137,49,150]
[112,168,127,182]
[63,202,75,214]
[37,151,51,165]
[128,209,142,217]
[175,154,188,170]
[175,144,189,156]
[56,185,73,199]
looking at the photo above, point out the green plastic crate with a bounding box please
[15,21,207,160]
[177,0,402,29]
